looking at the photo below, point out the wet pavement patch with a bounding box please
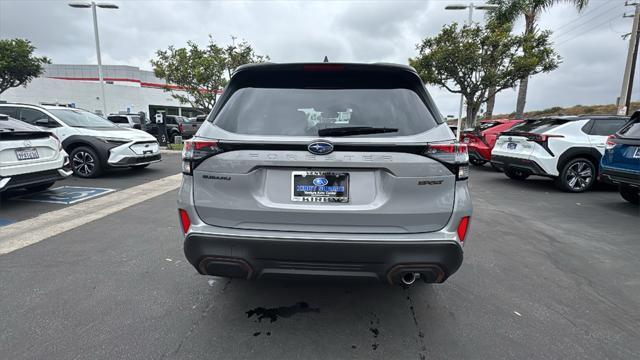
[246,302,319,323]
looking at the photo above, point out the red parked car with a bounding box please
[460,119,524,166]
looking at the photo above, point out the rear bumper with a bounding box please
[0,167,71,192]
[178,174,471,285]
[184,233,463,284]
[468,145,491,162]
[490,155,550,176]
[600,167,640,187]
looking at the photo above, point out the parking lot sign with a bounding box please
[16,186,115,205]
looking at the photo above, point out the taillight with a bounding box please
[424,143,469,180]
[182,139,223,174]
[178,209,191,235]
[525,133,564,143]
[457,216,470,243]
[605,135,617,150]
[178,123,183,133]
[50,134,62,150]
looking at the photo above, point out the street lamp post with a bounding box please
[445,3,498,140]
[68,2,119,116]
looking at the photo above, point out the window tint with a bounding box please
[509,119,569,134]
[165,117,177,125]
[214,87,437,136]
[619,119,640,138]
[108,116,129,124]
[0,106,19,119]
[49,109,116,128]
[130,116,141,124]
[19,108,51,125]
[589,119,627,136]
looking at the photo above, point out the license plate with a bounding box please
[292,171,349,202]
[634,147,640,158]
[15,147,39,160]
[507,142,517,150]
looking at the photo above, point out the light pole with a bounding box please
[445,3,498,140]
[68,2,119,116]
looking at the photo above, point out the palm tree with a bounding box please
[487,0,589,118]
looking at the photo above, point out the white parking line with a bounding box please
[0,173,182,255]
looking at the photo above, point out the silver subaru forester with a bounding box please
[177,63,472,286]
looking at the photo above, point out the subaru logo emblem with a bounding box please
[23,140,32,147]
[313,177,329,186]
[308,141,333,155]
[508,137,512,142]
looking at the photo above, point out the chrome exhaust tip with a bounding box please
[401,272,419,285]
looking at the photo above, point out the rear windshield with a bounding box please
[473,121,500,132]
[130,116,141,124]
[619,119,640,138]
[213,87,437,137]
[509,119,569,134]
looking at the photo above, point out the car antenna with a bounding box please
[323,56,329,63]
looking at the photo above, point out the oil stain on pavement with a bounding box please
[246,301,320,323]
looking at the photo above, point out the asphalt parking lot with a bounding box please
[1,163,639,359]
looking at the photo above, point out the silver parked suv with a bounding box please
[177,63,473,286]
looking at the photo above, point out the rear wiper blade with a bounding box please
[318,126,399,137]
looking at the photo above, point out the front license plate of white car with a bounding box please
[507,142,517,150]
[292,171,349,202]
[15,147,39,160]
[634,147,640,158]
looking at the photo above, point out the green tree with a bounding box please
[0,38,50,96]
[151,36,268,112]
[488,0,589,118]
[410,22,559,127]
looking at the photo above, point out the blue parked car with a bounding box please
[600,110,640,204]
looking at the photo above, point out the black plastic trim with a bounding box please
[556,147,601,174]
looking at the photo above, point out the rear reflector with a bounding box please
[457,216,470,243]
[178,209,191,235]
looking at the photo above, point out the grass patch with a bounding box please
[166,143,184,151]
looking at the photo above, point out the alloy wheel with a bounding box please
[565,161,593,191]
[72,151,96,176]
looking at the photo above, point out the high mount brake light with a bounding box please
[303,64,345,72]
[605,135,617,150]
[424,143,469,180]
[182,140,223,174]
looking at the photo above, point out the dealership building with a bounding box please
[0,64,207,119]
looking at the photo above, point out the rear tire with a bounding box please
[26,182,55,192]
[470,158,487,166]
[619,185,639,204]
[555,157,595,193]
[504,168,530,180]
[70,146,103,178]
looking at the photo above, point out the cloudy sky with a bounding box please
[0,0,637,116]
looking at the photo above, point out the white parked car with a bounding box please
[0,104,161,178]
[0,114,71,193]
[491,115,629,192]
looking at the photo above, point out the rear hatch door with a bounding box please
[192,64,456,234]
